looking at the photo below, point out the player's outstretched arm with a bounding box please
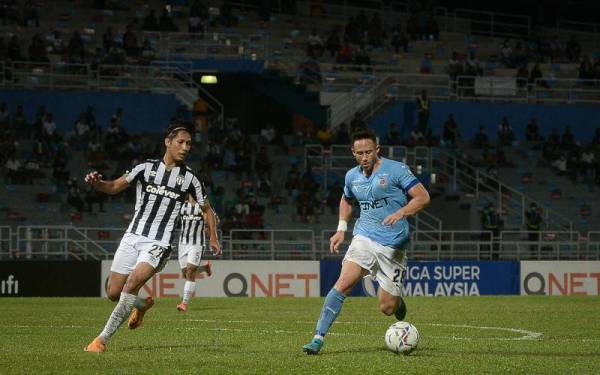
[330,196,353,253]
[383,183,430,225]
[201,200,222,256]
[84,172,130,195]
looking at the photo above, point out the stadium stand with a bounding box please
[0,0,599,261]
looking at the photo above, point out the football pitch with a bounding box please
[1,296,599,374]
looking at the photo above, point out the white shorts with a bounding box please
[110,233,172,275]
[343,234,408,296]
[178,243,204,269]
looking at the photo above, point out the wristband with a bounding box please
[337,220,348,232]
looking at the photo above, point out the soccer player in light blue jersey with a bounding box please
[302,129,430,354]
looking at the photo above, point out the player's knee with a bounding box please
[379,302,395,316]
[185,267,196,280]
[106,287,120,302]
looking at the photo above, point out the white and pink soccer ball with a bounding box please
[384,321,420,355]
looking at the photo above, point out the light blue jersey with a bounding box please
[343,157,420,249]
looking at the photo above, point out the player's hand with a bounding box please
[329,231,345,253]
[209,238,222,256]
[84,171,103,186]
[382,210,405,226]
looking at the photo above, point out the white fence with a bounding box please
[1,226,597,261]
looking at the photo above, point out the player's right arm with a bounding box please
[84,171,130,195]
[330,196,353,253]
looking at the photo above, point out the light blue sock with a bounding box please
[315,288,346,337]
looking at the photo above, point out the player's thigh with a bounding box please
[177,244,190,270]
[110,233,139,277]
[136,240,173,273]
[338,236,374,293]
[374,248,407,298]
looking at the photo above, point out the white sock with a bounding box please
[313,334,324,341]
[182,280,196,304]
[99,292,136,342]
[133,296,148,310]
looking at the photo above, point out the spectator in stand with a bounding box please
[260,123,277,145]
[353,45,371,67]
[565,35,581,63]
[67,178,85,212]
[85,183,106,213]
[142,9,159,31]
[42,112,57,144]
[306,28,324,58]
[391,24,408,53]
[419,53,433,73]
[67,31,85,63]
[500,39,514,68]
[472,125,489,149]
[416,90,429,132]
[497,117,515,147]
[0,103,9,130]
[561,126,576,150]
[52,150,69,186]
[368,13,384,47]
[325,27,341,58]
[102,26,116,53]
[350,112,366,133]
[122,23,139,57]
[552,154,567,175]
[12,104,27,136]
[549,35,562,62]
[29,33,48,62]
[516,64,529,89]
[7,35,23,61]
[159,7,179,32]
[447,52,464,83]
[316,126,333,147]
[386,123,401,145]
[5,155,23,184]
[325,183,343,215]
[442,114,460,147]
[334,122,350,144]
[525,202,543,250]
[529,63,549,89]
[580,148,595,179]
[337,41,353,64]
[578,56,595,82]
[23,0,39,27]
[525,118,541,141]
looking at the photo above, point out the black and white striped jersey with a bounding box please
[124,159,205,245]
[179,201,205,246]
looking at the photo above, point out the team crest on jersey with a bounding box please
[379,175,387,186]
[176,175,185,185]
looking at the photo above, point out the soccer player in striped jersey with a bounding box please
[176,195,220,312]
[83,123,222,353]
[302,129,430,354]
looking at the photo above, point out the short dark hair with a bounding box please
[165,122,194,140]
[351,128,378,145]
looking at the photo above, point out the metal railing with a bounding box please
[2,60,225,128]
[0,225,595,261]
[0,226,13,259]
[500,231,590,260]
[451,9,531,38]
[226,229,315,260]
[143,31,268,61]
[14,225,109,260]
[555,20,600,48]
[433,148,573,232]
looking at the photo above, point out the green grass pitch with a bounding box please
[1,296,599,374]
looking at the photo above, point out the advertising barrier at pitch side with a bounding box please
[520,261,600,296]
[320,260,520,296]
[100,260,320,298]
[0,261,100,297]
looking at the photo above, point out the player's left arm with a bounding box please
[200,200,222,256]
[382,183,430,225]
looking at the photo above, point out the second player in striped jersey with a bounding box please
[176,194,220,312]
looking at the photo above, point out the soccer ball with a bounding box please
[384,321,420,355]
